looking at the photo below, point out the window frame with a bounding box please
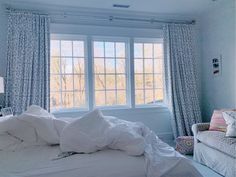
[50,34,165,113]
[91,36,131,109]
[133,38,165,108]
[50,34,90,112]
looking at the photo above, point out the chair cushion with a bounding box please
[196,131,236,158]
[175,136,194,155]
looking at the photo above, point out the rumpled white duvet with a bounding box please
[0,105,202,177]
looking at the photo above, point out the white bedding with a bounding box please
[0,106,203,177]
[0,142,145,177]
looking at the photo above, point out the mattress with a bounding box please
[0,134,145,177]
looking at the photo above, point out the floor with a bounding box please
[186,155,223,177]
[166,141,223,177]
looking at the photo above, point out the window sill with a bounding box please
[52,103,169,116]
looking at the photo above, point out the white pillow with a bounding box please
[222,111,236,137]
[60,109,111,153]
[0,116,38,143]
[17,105,68,145]
[0,105,68,145]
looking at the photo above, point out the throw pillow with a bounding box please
[222,111,236,137]
[209,109,235,132]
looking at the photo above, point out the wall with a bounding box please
[0,2,7,106]
[200,0,236,121]
[0,2,204,142]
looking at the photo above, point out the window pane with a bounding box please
[95,74,105,90]
[94,42,104,57]
[116,43,125,58]
[106,91,116,105]
[135,90,144,105]
[61,58,73,74]
[134,40,164,106]
[105,42,115,57]
[95,91,105,106]
[145,74,154,89]
[154,74,163,88]
[51,57,60,74]
[93,40,127,107]
[134,59,143,73]
[74,91,86,107]
[50,75,61,92]
[74,74,85,91]
[50,92,61,109]
[116,59,126,73]
[105,59,115,74]
[117,91,126,105]
[73,41,84,57]
[61,41,72,56]
[145,90,154,104]
[51,40,60,56]
[50,39,87,109]
[134,43,143,58]
[106,75,115,89]
[135,74,144,89]
[144,59,153,73]
[74,58,84,74]
[154,59,163,74]
[61,75,73,91]
[154,43,163,58]
[61,92,73,108]
[94,58,105,74]
[155,89,164,101]
[144,43,153,58]
[117,75,126,89]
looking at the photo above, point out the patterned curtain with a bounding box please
[5,10,50,115]
[163,24,202,138]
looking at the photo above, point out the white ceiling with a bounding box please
[4,0,222,16]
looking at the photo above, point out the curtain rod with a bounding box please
[5,7,195,25]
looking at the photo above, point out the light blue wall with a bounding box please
[200,0,236,122]
[0,2,7,106]
[0,2,205,142]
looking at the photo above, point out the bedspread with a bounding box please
[0,106,202,177]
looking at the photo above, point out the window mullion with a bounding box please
[87,36,94,110]
[59,40,63,108]
[129,38,135,108]
[142,44,146,104]
[114,43,118,105]
[103,41,107,105]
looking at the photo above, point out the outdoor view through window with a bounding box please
[50,38,164,110]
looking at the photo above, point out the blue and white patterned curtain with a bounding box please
[163,24,202,138]
[5,10,50,115]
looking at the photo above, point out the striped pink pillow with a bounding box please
[209,109,236,132]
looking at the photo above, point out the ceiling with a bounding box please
[3,0,222,16]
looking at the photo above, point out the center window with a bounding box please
[93,40,128,107]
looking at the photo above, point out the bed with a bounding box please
[0,135,145,177]
[0,106,203,177]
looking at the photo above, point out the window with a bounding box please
[134,40,164,106]
[50,39,87,110]
[50,36,164,111]
[93,40,128,106]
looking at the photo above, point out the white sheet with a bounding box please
[60,109,145,155]
[0,142,145,177]
[0,106,68,145]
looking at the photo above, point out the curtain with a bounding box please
[5,10,50,115]
[163,24,202,138]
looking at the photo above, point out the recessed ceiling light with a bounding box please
[113,4,130,8]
